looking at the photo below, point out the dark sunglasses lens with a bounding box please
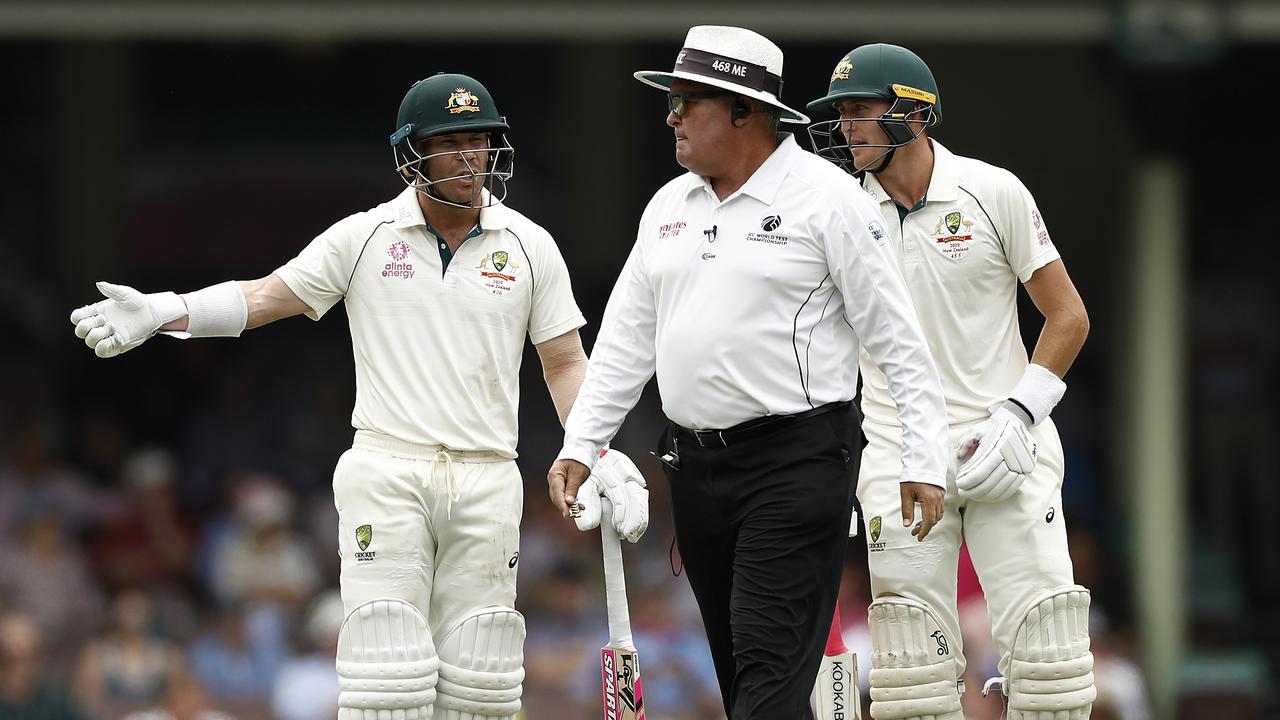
[667,94,685,115]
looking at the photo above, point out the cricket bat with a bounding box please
[812,602,861,720]
[599,503,645,720]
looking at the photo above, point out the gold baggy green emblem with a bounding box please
[356,524,372,551]
[492,251,508,272]
[869,515,882,544]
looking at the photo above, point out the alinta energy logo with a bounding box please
[384,241,415,279]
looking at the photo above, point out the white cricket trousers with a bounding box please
[332,430,523,638]
[857,416,1077,678]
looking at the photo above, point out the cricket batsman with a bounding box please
[69,72,648,720]
[806,45,1095,719]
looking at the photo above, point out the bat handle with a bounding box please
[600,503,634,648]
[825,601,848,656]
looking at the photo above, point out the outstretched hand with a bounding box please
[69,282,185,358]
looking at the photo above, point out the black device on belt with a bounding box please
[676,401,851,448]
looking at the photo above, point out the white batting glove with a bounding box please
[571,475,607,532]
[574,449,649,543]
[70,282,186,358]
[954,405,1037,503]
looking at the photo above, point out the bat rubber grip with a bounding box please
[825,602,849,656]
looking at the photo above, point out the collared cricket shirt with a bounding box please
[561,134,948,487]
[276,187,585,457]
[858,140,1062,426]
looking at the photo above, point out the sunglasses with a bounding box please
[666,90,735,116]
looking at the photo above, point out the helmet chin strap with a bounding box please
[861,116,929,175]
[864,147,897,174]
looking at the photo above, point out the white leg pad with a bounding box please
[434,607,525,720]
[867,596,964,720]
[1006,585,1096,720]
[337,598,439,720]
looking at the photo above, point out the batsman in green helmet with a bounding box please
[390,72,515,208]
[806,45,1096,720]
[68,71,651,720]
[806,43,940,175]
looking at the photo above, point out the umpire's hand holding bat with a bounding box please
[549,450,649,543]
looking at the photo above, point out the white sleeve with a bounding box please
[274,217,361,320]
[825,191,949,488]
[524,228,587,344]
[558,219,658,469]
[996,171,1061,283]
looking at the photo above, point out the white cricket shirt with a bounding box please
[275,187,585,457]
[859,141,1062,426]
[561,134,948,487]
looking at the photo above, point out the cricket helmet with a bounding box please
[805,44,940,174]
[390,73,514,207]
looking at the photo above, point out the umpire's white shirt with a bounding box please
[561,134,948,487]
[275,187,585,458]
[858,141,1062,427]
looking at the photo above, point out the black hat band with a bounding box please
[674,47,784,98]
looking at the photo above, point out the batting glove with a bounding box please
[571,449,648,543]
[70,282,186,358]
[954,405,1037,503]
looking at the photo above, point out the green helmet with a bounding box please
[390,73,514,207]
[807,44,941,121]
[805,44,940,174]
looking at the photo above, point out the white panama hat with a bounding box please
[635,25,809,124]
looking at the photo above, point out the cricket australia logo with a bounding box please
[478,250,519,295]
[446,88,481,114]
[831,56,853,81]
[932,210,974,261]
[868,515,886,552]
[384,241,415,279]
[355,524,375,562]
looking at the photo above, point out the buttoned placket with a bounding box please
[425,222,484,288]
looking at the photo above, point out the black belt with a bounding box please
[676,401,851,448]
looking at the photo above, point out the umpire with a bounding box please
[547,26,949,719]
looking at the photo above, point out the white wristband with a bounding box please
[1008,363,1066,425]
[179,281,248,338]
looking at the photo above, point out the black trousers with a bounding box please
[658,403,862,720]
